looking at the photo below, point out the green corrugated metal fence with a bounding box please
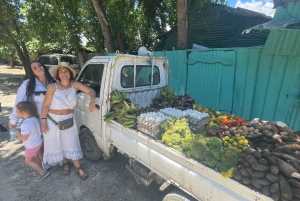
[153,30,300,131]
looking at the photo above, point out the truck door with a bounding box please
[75,63,105,135]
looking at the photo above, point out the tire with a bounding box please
[163,189,197,201]
[79,128,103,161]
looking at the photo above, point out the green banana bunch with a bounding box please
[122,118,137,128]
[111,90,124,104]
[104,111,116,122]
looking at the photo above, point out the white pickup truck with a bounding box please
[74,53,272,201]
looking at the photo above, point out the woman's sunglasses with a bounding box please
[34,91,46,95]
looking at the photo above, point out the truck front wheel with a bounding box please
[79,128,103,161]
[163,189,197,201]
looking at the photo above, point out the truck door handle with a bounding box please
[95,104,100,109]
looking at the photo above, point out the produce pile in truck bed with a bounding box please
[104,87,300,201]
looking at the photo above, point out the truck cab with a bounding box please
[74,54,168,160]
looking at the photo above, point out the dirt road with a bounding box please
[0,66,167,201]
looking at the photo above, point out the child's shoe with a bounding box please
[35,171,49,182]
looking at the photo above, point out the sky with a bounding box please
[228,0,276,17]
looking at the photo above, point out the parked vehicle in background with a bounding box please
[37,54,80,76]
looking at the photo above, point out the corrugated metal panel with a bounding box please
[273,0,300,20]
[153,50,187,95]
[232,48,262,119]
[186,50,236,113]
[264,29,300,57]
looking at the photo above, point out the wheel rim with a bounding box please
[81,135,95,156]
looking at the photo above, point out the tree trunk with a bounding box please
[117,32,126,52]
[177,0,188,50]
[91,0,116,53]
[10,57,15,68]
[77,48,85,68]
[12,40,31,78]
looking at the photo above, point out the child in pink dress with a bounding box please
[14,101,49,182]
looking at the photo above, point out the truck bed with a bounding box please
[106,120,272,201]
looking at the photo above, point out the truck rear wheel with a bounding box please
[163,189,197,201]
[79,128,103,161]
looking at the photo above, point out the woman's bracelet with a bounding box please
[41,118,47,120]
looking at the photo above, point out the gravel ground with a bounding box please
[0,66,167,201]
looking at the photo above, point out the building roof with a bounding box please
[158,5,272,50]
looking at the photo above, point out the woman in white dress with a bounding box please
[41,62,95,180]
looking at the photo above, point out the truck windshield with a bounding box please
[121,65,160,88]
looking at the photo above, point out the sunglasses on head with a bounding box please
[34,91,46,95]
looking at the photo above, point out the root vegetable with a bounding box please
[246,168,255,176]
[252,171,266,179]
[242,177,251,185]
[251,178,263,189]
[276,144,300,151]
[252,163,269,172]
[258,158,269,165]
[244,148,256,155]
[271,152,300,164]
[291,188,300,199]
[270,165,279,175]
[248,127,254,132]
[270,183,279,193]
[271,191,280,201]
[240,168,251,177]
[261,151,276,165]
[245,155,258,165]
[288,160,300,173]
[244,161,252,168]
[262,130,274,138]
[281,196,290,201]
[289,179,300,189]
[273,134,283,144]
[252,178,271,186]
[273,147,291,154]
[262,186,271,196]
[281,134,297,142]
[275,157,300,178]
[253,151,262,159]
[233,170,243,181]
[266,173,279,182]
[279,174,293,200]
[280,132,288,136]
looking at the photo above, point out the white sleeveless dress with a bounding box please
[43,83,83,164]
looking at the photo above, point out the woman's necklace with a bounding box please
[58,83,71,99]
[59,82,70,89]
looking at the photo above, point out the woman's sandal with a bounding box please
[75,166,88,180]
[62,161,70,176]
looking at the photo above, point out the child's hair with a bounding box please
[16,101,39,119]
